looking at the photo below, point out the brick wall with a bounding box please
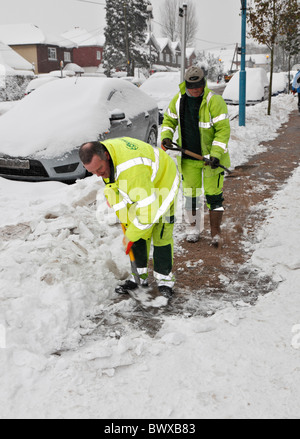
[72,47,103,68]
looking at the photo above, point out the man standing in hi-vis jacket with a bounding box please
[161,66,231,247]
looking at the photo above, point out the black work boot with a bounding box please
[115,280,139,295]
[115,279,149,295]
[158,285,173,299]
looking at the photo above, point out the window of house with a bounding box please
[48,47,57,61]
[97,51,101,60]
[64,52,71,62]
[159,52,164,62]
[166,54,170,63]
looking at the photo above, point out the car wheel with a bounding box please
[147,127,157,147]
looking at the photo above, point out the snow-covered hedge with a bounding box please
[0,75,33,101]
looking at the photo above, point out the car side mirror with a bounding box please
[110,109,125,121]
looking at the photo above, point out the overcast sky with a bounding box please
[0,0,243,53]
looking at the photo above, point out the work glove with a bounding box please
[161,138,173,151]
[210,157,220,169]
[123,235,134,255]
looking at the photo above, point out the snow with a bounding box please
[0,41,33,72]
[0,23,76,48]
[140,72,181,111]
[0,89,299,419]
[62,27,104,47]
[268,72,289,95]
[222,68,269,104]
[0,76,157,159]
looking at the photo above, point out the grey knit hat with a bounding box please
[185,66,206,89]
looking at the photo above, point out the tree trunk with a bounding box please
[268,46,274,116]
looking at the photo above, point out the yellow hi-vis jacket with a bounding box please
[161,81,231,176]
[102,137,180,243]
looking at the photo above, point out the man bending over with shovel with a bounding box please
[79,138,180,298]
[161,66,231,246]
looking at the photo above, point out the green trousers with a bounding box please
[131,204,176,288]
[181,158,225,211]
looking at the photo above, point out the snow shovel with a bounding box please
[164,141,232,174]
[121,224,140,285]
[121,225,169,310]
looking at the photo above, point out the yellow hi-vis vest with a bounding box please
[102,137,179,242]
[161,82,231,176]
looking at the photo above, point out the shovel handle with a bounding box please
[163,142,231,174]
[121,224,140,284]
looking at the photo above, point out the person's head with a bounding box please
[184,66,206,98]
[79,141,111,178]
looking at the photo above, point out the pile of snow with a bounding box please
[0,93,299,418]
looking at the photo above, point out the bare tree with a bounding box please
[159,0,198,46]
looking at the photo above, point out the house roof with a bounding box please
[145,32,161,53]
[0,23,76,48]
[0,41,33,71]
[171,41,181,51]
[186,48,196,58]
[156,38,175,55]
[62,27,105,47]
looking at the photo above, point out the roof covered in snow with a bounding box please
[0,41,34,72]
[186,47,196,58]
[156,38,175,55]
[62,27,104,47]
[0,24,77,48]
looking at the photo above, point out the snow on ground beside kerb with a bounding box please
[228,94,295,168]
[0,93,299,418]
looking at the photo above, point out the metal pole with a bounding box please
[180,3,187,83]
[239,0,247,126]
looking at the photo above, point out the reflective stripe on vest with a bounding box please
[167,108,178,119]
[212,140,228,153]
[115,148,160,182]
[132,173,180,231]
[162,126,175,134]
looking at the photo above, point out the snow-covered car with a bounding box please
[120,76,145,87]
[24,75,60,96]
[268,72,289,95]
[24,71,76,96]
[222,67,269,105]
[140,71,181,122]
[0,77,159,182]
